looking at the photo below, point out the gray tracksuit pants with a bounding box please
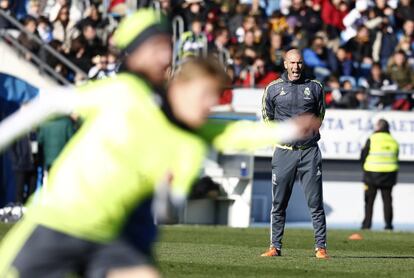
[270,145,326,249]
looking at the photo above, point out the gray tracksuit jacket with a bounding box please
[262,72,325,147]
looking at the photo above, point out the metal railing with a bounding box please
[172,15,184,69]
[0,9,88,84]
[234,81,414,95]
[218,47,231,68]
[1,31,71,85]
[201,35,208,58]
[322,87,414,96]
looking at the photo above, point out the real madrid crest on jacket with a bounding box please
[262,71,325,147]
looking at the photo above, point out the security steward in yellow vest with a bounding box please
[360,119,399,230]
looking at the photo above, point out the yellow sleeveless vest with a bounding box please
[363,132,399,172]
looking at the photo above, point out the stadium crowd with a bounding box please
[1,0,414,110]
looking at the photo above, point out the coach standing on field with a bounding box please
[261,49,328,259]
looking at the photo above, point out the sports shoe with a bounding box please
[261,247,281,257]
[315,247,329,259]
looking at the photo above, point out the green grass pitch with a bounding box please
[1,224,414,277]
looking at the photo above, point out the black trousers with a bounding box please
[362,184,393,230]
[13,170,37,204]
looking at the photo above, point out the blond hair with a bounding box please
[172,57,230,89]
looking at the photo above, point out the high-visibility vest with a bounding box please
[178,31,205,58]
[363,132,399,172]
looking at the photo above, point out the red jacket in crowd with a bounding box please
[317,0,348,30]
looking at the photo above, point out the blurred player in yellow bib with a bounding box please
[0,9,319,278]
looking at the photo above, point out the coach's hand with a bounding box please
[292,114,321,138]
[274,114,320,143]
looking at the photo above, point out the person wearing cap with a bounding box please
[360,119,399,230]
[0,9,321,277]
[0,8,173,278]
[179,0,206,30]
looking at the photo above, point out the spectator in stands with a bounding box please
[398,19,414,42]
[231,50,245,83]
[76,4,101,30]
[395,0,414,27]
[240,0,267,16]
[339,88,368,109]
[158,0,172,16]
[76,3,111,42]
[179,0,206,30]
[67,38,90,75]
[238,56,279,88]
[362,62,395,109]
[74,22,105,62]
[372,17,398,68]
[387,50,414,110]
[208,27,230,65]
[47,0,82,24]
[46,39,69,80]
[332,79,364,109]
[3,0,414,108]
[325,76,342,107]
[373,0,395,19]
[27,0,41,19]
[214,2,231,26]
[366,62,393,89]
[285,16,307,49]
[333,46,355,77]
[235,15,256,43]
[88,54,108,80]
[291,0,323,37]
[303,36,336,80]
[365,5,386,32]
[106,50,118,76]
[0,0,14,29]
[37,16,53,43]
[318,0,348,43]
[88,53,117,80]
[178,17,206,60]
[253,25,265,50]
[240,29,261,65]
[344,25,373,65]
[340,79,353,91]
[52,5,77,51]
[38,116,75,171]
[396,20,414,62]
[228,3,246,38]
[18,16,40,60]
[341,0,369,42]
[288,0,305,22]
[266,31,285,74]
[387,50,414,91]
[204,20,214,43]
[268,11,289,34]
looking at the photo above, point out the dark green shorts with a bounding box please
[0,224,152,278]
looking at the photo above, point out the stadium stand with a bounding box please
[1,0,414,110]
